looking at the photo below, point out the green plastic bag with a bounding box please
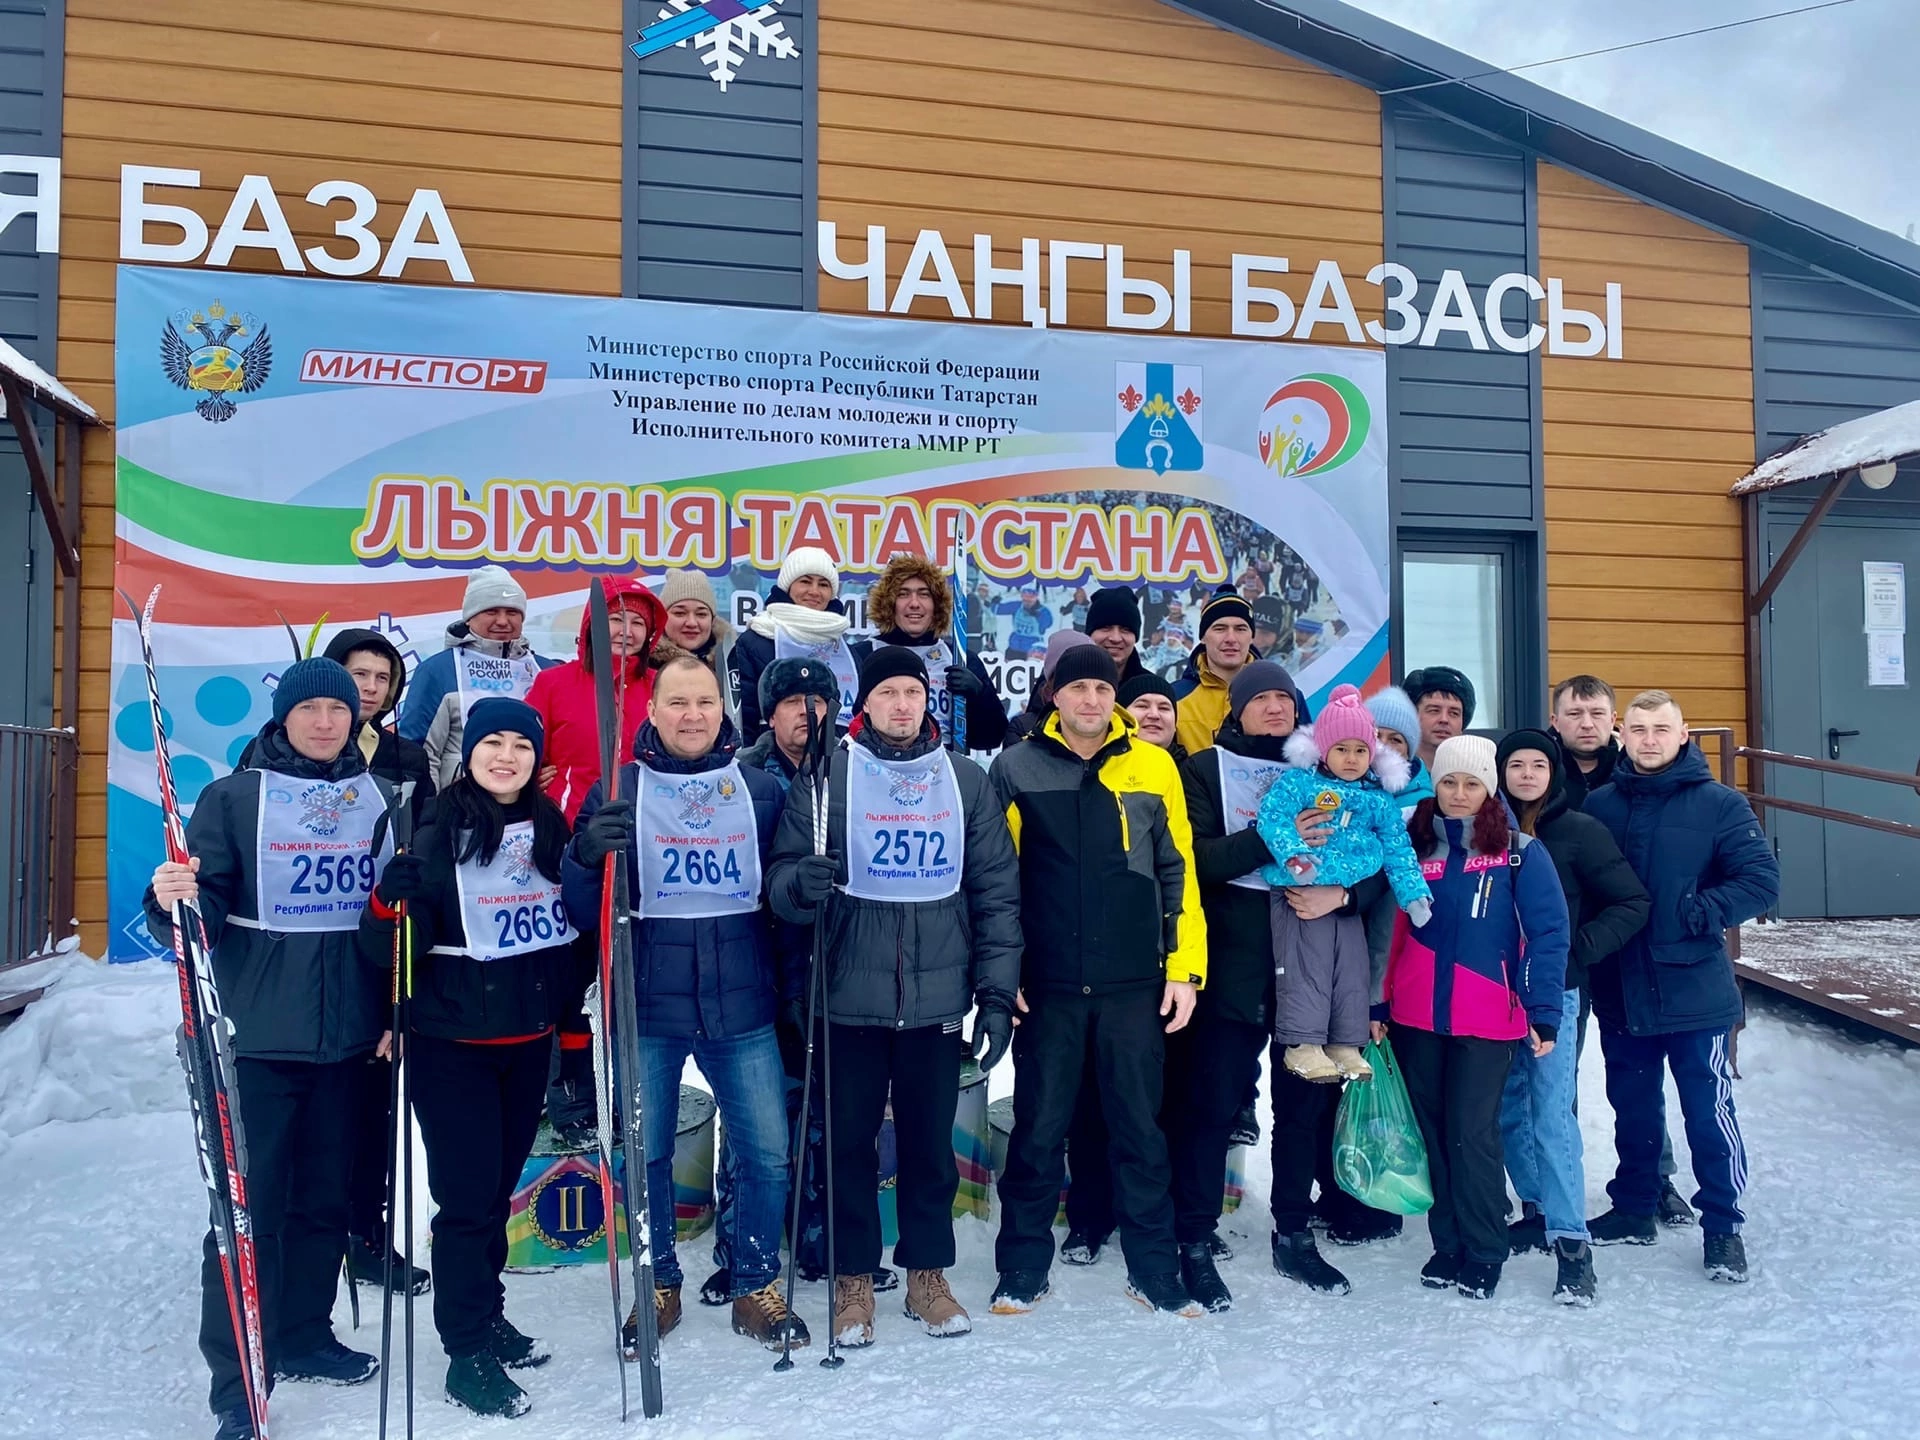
[1332,1036,1433,1216]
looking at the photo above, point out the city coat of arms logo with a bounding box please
[161,302,273,423]
[1116,362,1203,475]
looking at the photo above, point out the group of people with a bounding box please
[144,551,1779,1440]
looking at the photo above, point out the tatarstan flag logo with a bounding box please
[1257,373,1371,477]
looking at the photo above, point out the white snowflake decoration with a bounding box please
[656,0,799,92]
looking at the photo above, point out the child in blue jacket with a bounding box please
[1256,685,1431,1083]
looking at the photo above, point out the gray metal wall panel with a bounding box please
[624,0,812,309]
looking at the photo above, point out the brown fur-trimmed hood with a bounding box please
[866,553,952,636]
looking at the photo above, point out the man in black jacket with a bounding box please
[1548,674,1623,811]
[768,646,1021,1346]
[146,658,396,1440]
[1086,585,1150,687]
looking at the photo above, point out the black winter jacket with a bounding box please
[356,791,590,1042]
[562,718,799,1040]
[728,586,852,744]
[143,727,392,1065]
[767,719,1022,1028]
[1583,743,1778,1035]
[1553,731,1621,812]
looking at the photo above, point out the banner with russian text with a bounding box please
[108,264,1388,960]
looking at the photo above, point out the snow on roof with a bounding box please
[1731,397,1920,496]
[0,336,98,423]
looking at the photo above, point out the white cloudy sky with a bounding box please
[1344,0,1917,241]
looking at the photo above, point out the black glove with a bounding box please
[577,800,635,866]
[971,1003,1014,1073]
[374,853,427,907]
[945,663,984,699]
[1533,1022,1559,1045]
[792,853,838,904]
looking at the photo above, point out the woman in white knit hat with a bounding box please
[728,546,855,744]
[651,570,738,720]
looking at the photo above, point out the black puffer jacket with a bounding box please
[143,727,392,1064]
[768,718,1021,1027]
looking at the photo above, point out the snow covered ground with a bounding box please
[3,956,1918,1440]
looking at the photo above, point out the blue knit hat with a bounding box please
[462,697,545,772]
[1365,686,1420,748]
[271,658,361,726]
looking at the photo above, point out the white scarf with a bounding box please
[750,602,849,644]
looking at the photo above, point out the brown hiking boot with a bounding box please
[904,1268,972,1337]
[833,1273,876,1348]
[731,1281,810,1351]
[621,1285,681,1356]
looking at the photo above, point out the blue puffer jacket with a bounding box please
[1582,743,1778,1036]
[562,717,797,1040]
[1254,730,1430,913]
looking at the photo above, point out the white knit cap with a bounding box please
[461,564,527,620]
[1432,734,1498,793]
[776,546,839,597]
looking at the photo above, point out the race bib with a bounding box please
[898,640,954,738]
[454,646,541,719]
[454,820,570,963]
[1217,754,1287,892]
[254,771,392,931]
[773,629,858,721]
[635,761,762,918]
[843,747,965,901]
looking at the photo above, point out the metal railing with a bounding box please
[0,724,78,990]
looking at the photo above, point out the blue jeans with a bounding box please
[1599,1024,1747,1235]
[635,1026,789,1295]
[1501,989,1588,1243]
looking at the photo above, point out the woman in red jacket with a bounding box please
[528,576,666,823]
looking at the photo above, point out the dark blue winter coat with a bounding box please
[1582,743,1779,1036]
[562,717,798,1041]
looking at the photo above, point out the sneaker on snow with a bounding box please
[1228,1104,1260,1148]
[1588,1208,1659,1246]
[1271,1231,1350,1295]
[1060,1228,1108,1266]
[1283,1043,1342,1084]
[445,1348,530,1419]
[904,1268,972,1336]
[1126,1270,1204,1317]
[699,1266,732,1306]
[733,1281,809,1350]
[1326,1206,1403,1247]
[274,1336,378,1386]
[833,1273,876,1348]
[623,1284,682,1355]
[486,1314,550,1369]
[1207,1232,1233,1261]
[989,1269,1052,1314]
[1455,1259,1502,1300]
[345,1234,430,1295]
[1508,1205,1549,1256]
[1420,1251,1462,1290]
[1552,1239,1598,1306]
[1703,1233,1749,1284]
[212,1404,255,1440]
[1178,1242,1232,1313]
[1658,1179,1698,1229]
[1324,1044,1373,1081]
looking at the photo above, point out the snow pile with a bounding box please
[0,954,185,1148]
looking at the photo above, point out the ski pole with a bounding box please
[402,901,416,1440]
[808,712,844,1371]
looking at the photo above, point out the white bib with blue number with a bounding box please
[1217,755,1287,892]
[455,821,570,963]
[634,761,761,919]
[897,640,956,741]
[773,628,858,723]
[454,645,541,720]
[254,771,391,931]
[843,747,965,901]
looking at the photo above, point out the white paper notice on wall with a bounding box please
[1863,561,1906,633]
[1867,631,1906,687]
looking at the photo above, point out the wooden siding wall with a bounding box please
[816,0,1383,335]
[1536,163,1753,738]
[59,0,626,951]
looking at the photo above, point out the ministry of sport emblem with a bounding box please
[500,830,535,887]
[161,302,274,423]
[1115,362,1202,475]
[297,781,353,838]
[716,775,738,802]
[674,778,718,831]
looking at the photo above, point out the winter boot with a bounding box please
[1228,1104,1260,1148]
[1420,1251,1462,1290]
[212,1404,255,1440]
[1703,1233,1749,1283]
[1283,1043,1342,1084]
[1325,1044,1373,1081]
[1508,1202,1548,1256]
[1552,1239,1598,1306]
[1178,1241,1233,1313]
[1207,1233,1233,1261]
[1455,1259,1502,1300]
[1125,1270,1204,1317]
[698,1266,732,1307]
[486,1314,551,1369]
[1270,1231,1350,1295]
[904,1268,972,1336]
[1588,1208,1658,1246]
[1060,1228,1108,1266]
[274,1336,378,1386]
[345,1234,430,1295]
[732,1281,810,1350]
[989,1269,1052,1314]
[552,1117,598,1153]
[623,1284,682,1355]
[1327,1206,1403,1247]
[1658,1178,1698,1228]
[445,1349,530,1419]
[832,1273,877,1348]
[872,1266,899,1293]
